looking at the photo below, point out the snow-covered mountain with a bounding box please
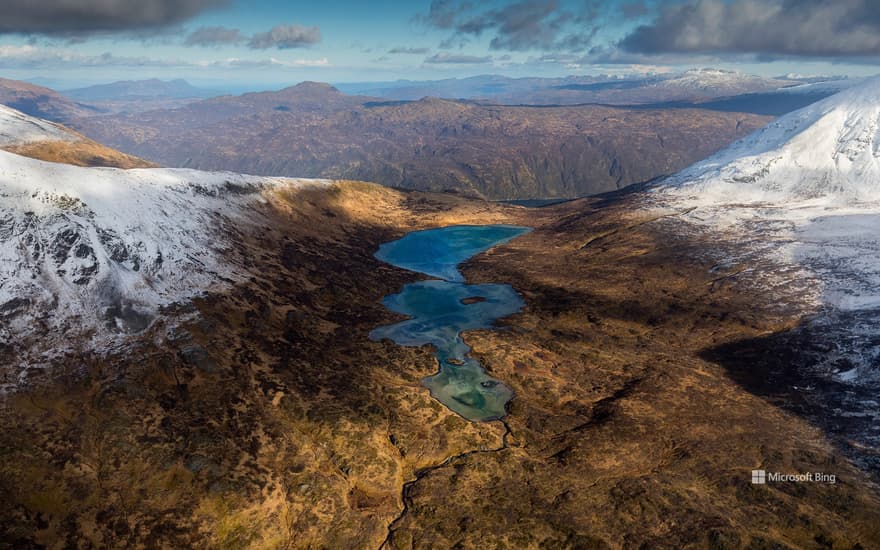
[0,103,80,146]
[661,75,880,204]
[652,68,796,95]
[654,75,880,384]
[0,106,329,373]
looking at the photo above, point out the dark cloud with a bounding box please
[247,24,321,49]
[424,52,493,64]
[0,0,227,35]
[620,1,649,19]
[184,25,244,47]
[389,47,430,54]
[420,0,467,29]
[420,0,596,52]
[621,0,880,58]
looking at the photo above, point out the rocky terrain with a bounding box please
[69,82,771,199]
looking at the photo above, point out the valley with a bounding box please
[1,174,879,547]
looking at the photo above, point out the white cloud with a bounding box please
[0,43,330,71]
[0,44,188,68]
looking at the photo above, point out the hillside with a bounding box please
[71,83,771,199]
[0,77,99,123]
[648,76,880,470]
[0,104,154,168]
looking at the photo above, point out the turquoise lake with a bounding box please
[370,225,530,422]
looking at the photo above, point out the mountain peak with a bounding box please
[289,81,340,93]
[662,75,880,204]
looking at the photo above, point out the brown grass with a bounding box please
[3,139,157,169]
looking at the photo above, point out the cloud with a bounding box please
[620,1,649,19]
[424,52,493,64]
[620,0,880,58]
[420,0,461,29]
[0,44,191,68]
[184,25,244,47]
[419,0,597,52]
[0,0,227,35]
[209,57,330,69]
[0,44,332,72]
[389,47,430,54]
[184,24,323,50]
[247,24,321,50]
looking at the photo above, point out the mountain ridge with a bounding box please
[64,78,219,101]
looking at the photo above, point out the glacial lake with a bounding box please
[370,225,530,421]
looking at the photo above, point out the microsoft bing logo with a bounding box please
[751,470,766,484]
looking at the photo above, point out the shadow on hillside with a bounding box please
[700,312,880,479]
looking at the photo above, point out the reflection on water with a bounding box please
[370,225,530,421]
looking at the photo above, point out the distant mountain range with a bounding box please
[0,78,221,118]
[64,78,220,102]
[0,71,849,199]
[337,69,842,106]
[61,78,222,114]
[70,81,772,199]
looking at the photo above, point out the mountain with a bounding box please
[64,78,219,101]
[659,75,880,314]
[0,116,328,360]
[63,78,222,114]
[71,83,771,199]
[0,77,100,123]
[662,75,880,204]
[339,70,802,106]
[0,104,154,168]
[652,76,880,469]
[0,103,79,145]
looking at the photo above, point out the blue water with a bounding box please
[370,225,530,422]
[375,225,530,283]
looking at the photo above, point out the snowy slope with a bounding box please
[0,104,80,146]
[651,68,795,96]
[653,75,880,383]
[660,75,880,204]
[779,78,865,97]
[0,138,329,362]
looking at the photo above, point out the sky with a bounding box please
[0,0,879,91]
